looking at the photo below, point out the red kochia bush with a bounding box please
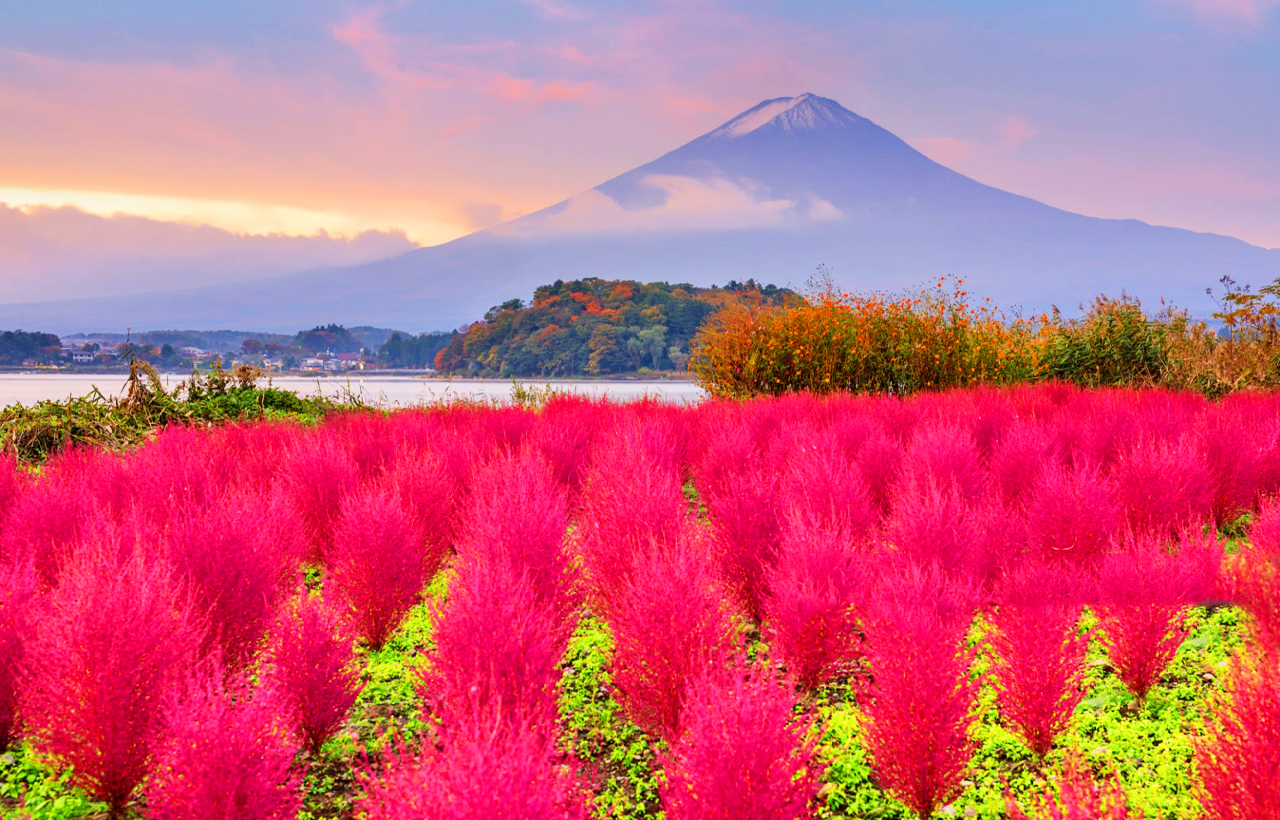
[358,722,588,820]
[609,539,740,739]
[778,441,878,542]
[423,553,575,739]
[576,431,689,614]
[0,556,38,750]
[327,483,432,649]
[1110,434,1214,538]
[1005,752,1142,819]
[1195,654,1280,820]
[896,422,987,503]
[457,449,575,616]
[762,528,867,690]
[659,665,825,820]
[385,448,459,560]
[1025,461,1122,566]
[704,457,783,619]
[146,670,300,820]
[20,548,203,812]
[1093,534,1221,700]
[267,593,364,755]
[284,434,359,561]
[860,561,982,820]
[160,493,295,669]
[989,560,1089,757]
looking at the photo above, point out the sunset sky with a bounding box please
[2,0,1278,300]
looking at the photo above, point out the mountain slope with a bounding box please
[4,93,1276,333]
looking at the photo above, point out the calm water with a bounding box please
[0,373,706,407]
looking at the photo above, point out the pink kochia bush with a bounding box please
[267,593,364,755]
[1195,654,1280,820]
[1005,752,1142,819]
[762,527,868,690]
[1093,534,1220,700]
[159,494,295,669]
[659,665,826,820]
[609,539,740,739]
[576,429,689,614]
[860,561,982,820]
[20,547,203,812]
[1024,461,1121,566]
[358,722,588,820]
[989,560,1089,757]
[456,449,575,616]
[145,669,300,820]
[327,483,434,649]
[423,554,575,739]
[284,434,359,561]
[1110,434,1214,538]
[0,556,39,750]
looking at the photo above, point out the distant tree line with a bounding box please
[0,331,61,365]
[379,331,454,368]
[433,278,797,378]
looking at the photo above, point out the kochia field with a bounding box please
[1,384,1278,820]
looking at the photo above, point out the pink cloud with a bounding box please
[999,116,1040,151]
[484,73,597,105]
[912,136,978,166]
[1160,0,1279,24]
[519,0,593,21]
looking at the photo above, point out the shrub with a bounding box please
[705,458,783,618]
[0,473,105,583]
[423,552,575,739]
[527,396,605,500]
[1220,547,1280,654]
[886,478,993,582]
[358,724,588,820]
[385,447,459,561]
[0,555,38,750]
[1195,654,1280,820]
[1093,534,1221,700]
[659,665,826,820]
[457,448,575,616]
[988,420,1059,510]
[778,441,878,542]
[267,593,364,755]
[860,560,982,819]
[327,483,432,649]
[159,493,294,668]
[576,431,689,614]
[284,434,359,561]
[989,560,1089,757]
[762,528,868,690]
[609,540,741,739]
[1037,296,1169,388]
[1110,434,1214,538]
[146,669,300,820]
[1025,460,1122,566]
[1005,751,1142,819]
[896,423,987,503]
[20,547,203,812]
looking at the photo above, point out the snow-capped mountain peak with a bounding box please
[708,93,861,138]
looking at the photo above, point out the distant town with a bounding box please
[0,325,455,375]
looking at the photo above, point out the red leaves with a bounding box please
[1093,533,1221,700]
[989,560,1089,757]
[1195,654,1280,820]
[20,547,203,811]
[266,593,364,756]
[1006,752,1142,819]
[860,561,982,819]
[145,669,300,820]
[659,665,826,820]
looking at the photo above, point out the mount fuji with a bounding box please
[6,93,1278,333]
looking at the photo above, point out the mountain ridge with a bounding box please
[4,93,1277,334]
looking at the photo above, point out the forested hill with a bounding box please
[434,278,796,377]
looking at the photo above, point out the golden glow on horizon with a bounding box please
[0,187,471,246]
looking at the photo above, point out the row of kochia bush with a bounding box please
[0,384,1279,818]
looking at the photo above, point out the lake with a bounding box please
[0,373,707,407]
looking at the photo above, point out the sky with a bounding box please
[1,0,1278,300]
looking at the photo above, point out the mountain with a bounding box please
[5,93,1277,334]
